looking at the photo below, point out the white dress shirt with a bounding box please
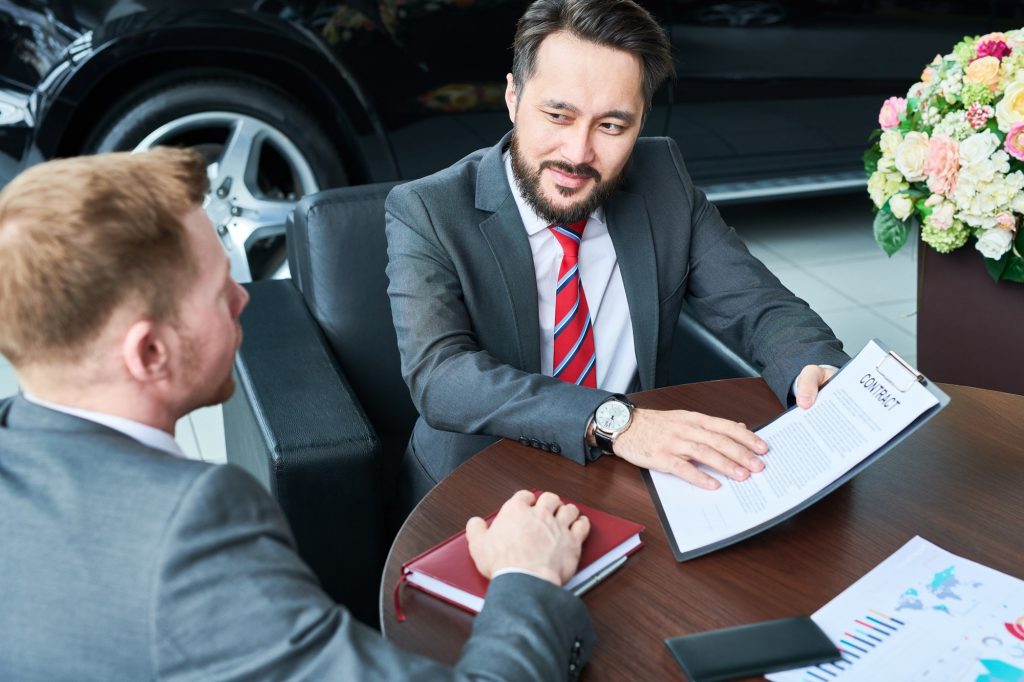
[504,153,639,393]
[22,392,185,458]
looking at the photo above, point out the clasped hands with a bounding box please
[613,364,837,490]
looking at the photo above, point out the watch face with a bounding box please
[596,400,631,432]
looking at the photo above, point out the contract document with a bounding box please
[766,536,1024,682]
[645,340,949,561]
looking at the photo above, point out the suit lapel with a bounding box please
[606,190,658,390]
[476,131,541,373]
[479,203,541,373]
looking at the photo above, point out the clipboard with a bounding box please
[643,338,950,562]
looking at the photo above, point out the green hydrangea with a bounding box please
[999,52,1024,92]
[953,38,979,68]
[960,81,995,107]
[921,220,970,253]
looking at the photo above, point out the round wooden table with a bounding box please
[380,379,1024,680]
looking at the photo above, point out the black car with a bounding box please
[2,0,1020,279]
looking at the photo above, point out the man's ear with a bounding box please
[122,319,170,383]
[505,73,517,124]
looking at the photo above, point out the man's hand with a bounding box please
[466,490,591,587]
[611,408,768,490]
[795,364,839,409]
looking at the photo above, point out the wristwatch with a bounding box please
[591,394,635,454]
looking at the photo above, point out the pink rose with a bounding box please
[878,96,906,130]
[995,211,1017,231]
[976,39,1012,61]
[1005,122,1024,161]
[924,134,960,196]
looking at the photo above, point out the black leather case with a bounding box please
[665,616,841,682]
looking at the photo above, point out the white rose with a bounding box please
[975,227,1014,259]
[894,131,930,182]
[959,131,1000,166]
[879,130,903,158]
[889,193,914,220]
[996,78,1024,132]
[1012,193,1024,213]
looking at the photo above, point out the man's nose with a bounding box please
[235,281,250,316]
[561,125,596,166]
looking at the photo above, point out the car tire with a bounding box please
[86,75,347,280]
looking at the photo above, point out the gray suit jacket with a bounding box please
[0,396,594,681]
[385,132,849,483]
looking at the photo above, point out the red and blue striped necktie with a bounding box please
[549,220,597,388]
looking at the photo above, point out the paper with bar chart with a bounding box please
[767,537,1024,682]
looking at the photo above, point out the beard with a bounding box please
[509,131,627,226]
[180,326,237,412]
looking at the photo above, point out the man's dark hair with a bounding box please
[512,0,675,109]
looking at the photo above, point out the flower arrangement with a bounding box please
[865,30,1024,283]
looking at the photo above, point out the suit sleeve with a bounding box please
[664,140,851,403]
[151,464,595,681]
[385,185,610,464]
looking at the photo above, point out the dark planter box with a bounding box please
[917,241,1024,396]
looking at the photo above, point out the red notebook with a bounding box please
[395,495,644,618]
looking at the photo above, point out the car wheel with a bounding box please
[86,76,347,281]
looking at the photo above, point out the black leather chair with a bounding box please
[222,181,757,630]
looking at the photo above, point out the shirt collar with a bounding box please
[503,151,605,237]
[22,392,186,458]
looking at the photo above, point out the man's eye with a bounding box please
[546,112,569,122]
[601,123,625,133]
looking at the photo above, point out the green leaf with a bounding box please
[984,251,1009,281]
[873,210,910,257]
[867,128,882,143]
[914,197,933,220]
[1002,231,1024,283]
[863,143,882,174]
[1001,254,1024,283]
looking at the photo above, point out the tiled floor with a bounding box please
[724,193,918,367]
[0,192,915,463]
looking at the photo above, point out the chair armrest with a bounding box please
[668,305,760,385]
[223,279,384,628]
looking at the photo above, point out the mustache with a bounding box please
[539,160,601,183]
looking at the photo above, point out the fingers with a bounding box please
[694,413,768,456]
[465,515,487,543]
[500,489,536,515]
[508,489,537,506]
[570,515,591,543]
[534,491,562,515]
[647,450,721,490]
[796,364,824,409]
[555,502,580,527]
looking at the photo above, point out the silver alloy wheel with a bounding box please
[133,111,320,282]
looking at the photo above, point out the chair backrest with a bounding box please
[287,182,418,444]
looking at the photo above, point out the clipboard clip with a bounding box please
[875,351,924,392]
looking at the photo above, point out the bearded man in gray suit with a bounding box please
[0,148,595,680]
[385,0,851,503]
